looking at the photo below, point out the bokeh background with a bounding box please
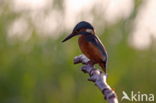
[0,0,156,103]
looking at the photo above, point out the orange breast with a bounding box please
[78,35,105,63]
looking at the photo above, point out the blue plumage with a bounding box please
[62,21,108,73]
[73,21,94,32]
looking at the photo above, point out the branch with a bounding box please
[74,54,118,103]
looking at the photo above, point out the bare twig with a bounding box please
[74,54,118,103]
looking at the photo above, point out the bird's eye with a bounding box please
[74,30,79,33]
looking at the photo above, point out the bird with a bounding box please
[62,21,108,73]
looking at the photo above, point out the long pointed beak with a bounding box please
[62,33,77,42]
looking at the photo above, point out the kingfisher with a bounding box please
[62,21,108,73]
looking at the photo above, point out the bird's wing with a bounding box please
[85,35,108,61]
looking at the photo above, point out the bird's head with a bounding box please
[62,21,94,42]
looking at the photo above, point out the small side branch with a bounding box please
[74,55,118,103]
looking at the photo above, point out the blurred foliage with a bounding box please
[0,0,156,103]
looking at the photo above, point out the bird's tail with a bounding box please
[99,61,107,73]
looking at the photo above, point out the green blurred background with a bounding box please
[0,0,156,103]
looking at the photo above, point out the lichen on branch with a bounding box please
[74,54,118,103]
